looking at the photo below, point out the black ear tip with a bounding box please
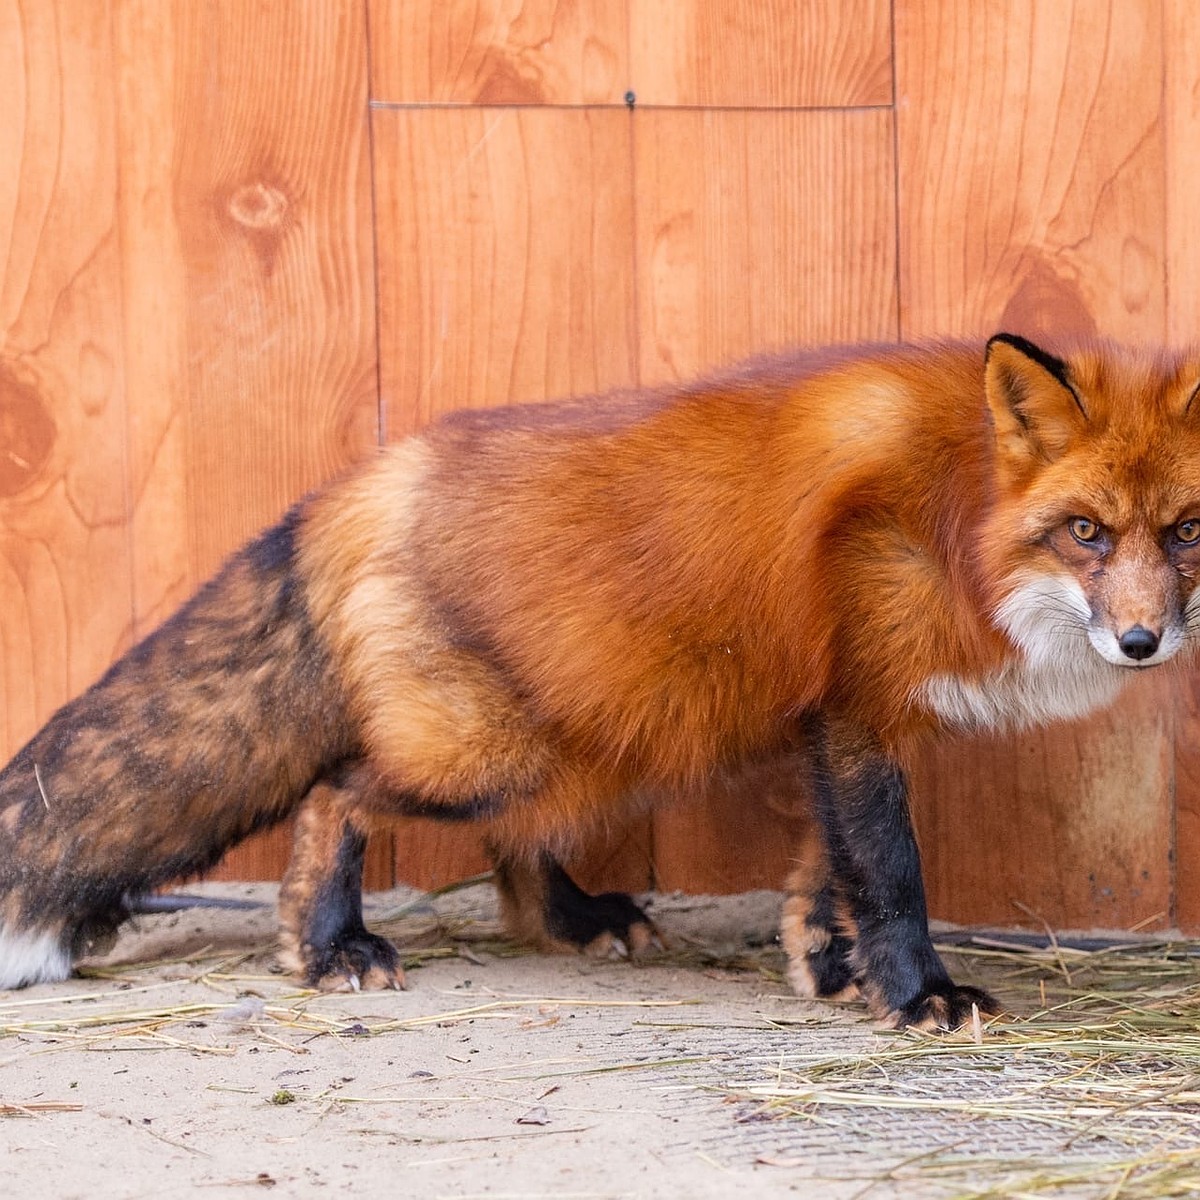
[986,332,1043,360]
[984,332,1071,389]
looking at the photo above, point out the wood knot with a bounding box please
[476,50,546,104]
[0,364,56,498]
[1000,258,1098,342]
[227,180,290,231]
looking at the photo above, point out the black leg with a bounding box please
[781,825,858,1000]
[278,779,404,991]
[809,716,997,1030]
[491,849,662,958]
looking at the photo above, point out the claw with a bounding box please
[627,922,665,956]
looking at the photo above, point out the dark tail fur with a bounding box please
[0,504,353,987]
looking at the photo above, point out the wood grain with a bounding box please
[634,108,897,389]
[629,0,892,108]
[640,107,896,890]
[1,1,134,761]
[896,0,1172,930]
[654,757,814,895]
[373,106,638,433]
[109,1,381,883]
[387,819,652,895]
[896,0,1165,343]
[1174,668,1200,931]
[119,0,379,596]
[369,0,629,105]
[1166,0,1200,351]
[910,677,1174,931]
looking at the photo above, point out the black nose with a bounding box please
[1118,625,1160,661]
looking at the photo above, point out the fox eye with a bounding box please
[1176,519,1200,545]
[1068,516,1101,544]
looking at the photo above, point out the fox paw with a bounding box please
[881,983,1000,1032]
[551,890,665,960]
[303,929,406,992]
[780,898,858,1001]
[785,933,859,1001]
[495,856,666,961]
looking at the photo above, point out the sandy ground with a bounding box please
[0,883,939,1200]
[2,883,1190,1199]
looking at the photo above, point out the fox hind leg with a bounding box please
[780,824,858,1002]
[278,773,404,991]
[491,848,662,959]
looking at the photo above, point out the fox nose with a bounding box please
[1118,625,1160,661]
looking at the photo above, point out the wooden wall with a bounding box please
[2,0,1198,932]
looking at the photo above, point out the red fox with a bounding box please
[2,334,1199,1030]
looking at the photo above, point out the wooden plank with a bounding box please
[910,678,1173,931]
[109,1,382,883]
[1,1,134,761]
[1175,670,1200,932]
[1165,0,1200,931]
[655,757,815,895]
[629,0,892,108]
[895,0,1171,930]
[1166,0,1200,351]
[373,105,647,890]
[634,108,897,390]
[369,0,629,105]
[373,107,638,433]
[389,821,651,895]
[896,0,1165,343]
[640,107,897,890]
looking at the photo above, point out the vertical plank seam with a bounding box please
[888,0,903,343]
[361,0,396,886]
[107,0,139,655]
[626,1,655,891]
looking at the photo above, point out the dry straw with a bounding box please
[717,935,1200,1198]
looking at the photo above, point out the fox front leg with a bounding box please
[807,715,998,1031]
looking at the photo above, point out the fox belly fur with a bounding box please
[4,334,1200,1029]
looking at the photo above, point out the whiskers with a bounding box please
[917,574,1128,733]
[995,575,1093,669]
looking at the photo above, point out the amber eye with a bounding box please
[1176,519,1200,545]
[1069,517,1101,544]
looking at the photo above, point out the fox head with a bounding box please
[984,333,1200,672]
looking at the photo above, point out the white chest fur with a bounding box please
[917,657,1127,733]
[915,575,1132,733]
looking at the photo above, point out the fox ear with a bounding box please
[984,334,1087,470]
[1183,376,1200,419]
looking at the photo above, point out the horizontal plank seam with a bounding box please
[367,101,895,114]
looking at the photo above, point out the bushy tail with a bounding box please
[0,506,352,988]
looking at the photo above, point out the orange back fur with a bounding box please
[303,340,1200,796]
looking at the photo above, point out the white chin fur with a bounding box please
[0,925,73,989]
